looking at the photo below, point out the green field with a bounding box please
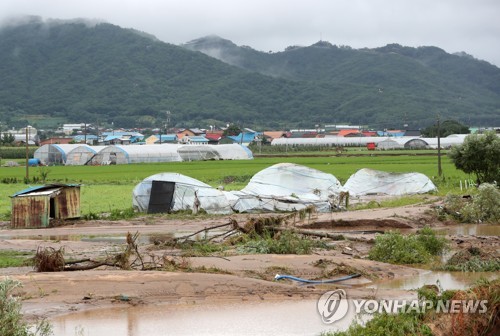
[0,155,469,220]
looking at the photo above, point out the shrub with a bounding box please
[444,183,500,223]
[0,278,53,336]
[416,226,449,256]
[369,228,448,264]
[369,231,431,264]
[439,247,500,272]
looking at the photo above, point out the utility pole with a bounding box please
[159,110,171,145]
[166,111,171,134]
[25,126,29,182]
[437,116,442,177]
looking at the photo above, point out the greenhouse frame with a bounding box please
[177,144,253,161]
[271,134,467,149]
[88,145,183,165]
[34,144,85,165]
[65,145,107,165]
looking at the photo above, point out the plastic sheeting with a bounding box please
[132,165,438,215]
[89,145,183,164]
[230,163,342,213]
[86,144,252,165]
[132,173,233,214]
[34,144,85,165]
[177,144,253,161]
[271,136,467,149]
[65,146,107,165]
[343,168,437,196]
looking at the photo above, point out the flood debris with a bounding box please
[440,246,500,272]
[33,247,66,272]
[274,273,361,284]
[33,232,148,271]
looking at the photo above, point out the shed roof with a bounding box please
[11,184,80,197]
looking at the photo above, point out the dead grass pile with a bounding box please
[449,279,499,336]
[447,247,489,264]
[33,247,65,272]
[441,246,500,272]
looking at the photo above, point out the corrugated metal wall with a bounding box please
[55,187,81,219]
[10,186,81,228]
[11,196,50,228]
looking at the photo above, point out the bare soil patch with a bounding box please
[0,198,496,323]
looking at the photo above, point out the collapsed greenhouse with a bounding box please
[133,164,344,214]
[230,163,342,212]
[132,173,233,214]
[133,164,438,215]
[343,168,437,196]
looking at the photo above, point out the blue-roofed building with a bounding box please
[72,134,99,144]
[180,135,209,145]
[225,132,260,146]
[100,131,144,145]
[146,134,178,144]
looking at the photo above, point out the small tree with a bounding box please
[448,131,500,184]
[1,133,15,146]
[223,123,241,136]
[421,119,469,137]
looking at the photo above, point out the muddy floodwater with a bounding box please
[371,271,498,291]
[51,300,360,336]
[50,270,498,336]
[435,224,500,237]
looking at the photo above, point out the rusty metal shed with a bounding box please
[10,184,81,228]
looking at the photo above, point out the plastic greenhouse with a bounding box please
[34,144,85,165]
[65,146,107,165]
[177,144,253,161]
[88,145,183,165]
[271,136,467,149]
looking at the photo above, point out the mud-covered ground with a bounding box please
[0,197,497,323]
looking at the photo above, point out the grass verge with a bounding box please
[0,251,32,268]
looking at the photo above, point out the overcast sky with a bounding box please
[1,0,499,66]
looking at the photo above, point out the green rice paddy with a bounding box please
[0,155,470,220]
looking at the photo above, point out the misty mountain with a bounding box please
[0,17,499,130]
[184,35,500,126]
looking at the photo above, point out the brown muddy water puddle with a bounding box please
[50,271,498,336]
[16,223,499,335]
[51,300,361,336]
[435,224,500,236]
[370,271,498,291]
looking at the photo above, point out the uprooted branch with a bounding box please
[173,221,238,243]
[33,231,146,272]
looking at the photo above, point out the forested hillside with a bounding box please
[1,17,498,129]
